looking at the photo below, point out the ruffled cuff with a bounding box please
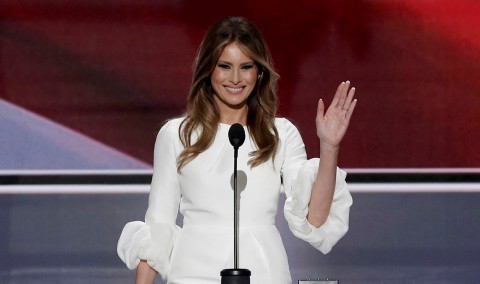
[284,158,353,254]
[117,221,180,280]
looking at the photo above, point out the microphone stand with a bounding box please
[221,124,251,284]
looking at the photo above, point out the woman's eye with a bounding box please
[241,65,254,70]
[218,64,230,69]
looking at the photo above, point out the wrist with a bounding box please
[320,143,340,153]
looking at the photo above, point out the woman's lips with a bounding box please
[224,86,244,94]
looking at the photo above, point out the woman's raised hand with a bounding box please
[315,81,357,149]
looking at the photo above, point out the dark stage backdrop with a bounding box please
[1,0,479,168]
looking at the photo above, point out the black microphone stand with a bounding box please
[221,124,251,284]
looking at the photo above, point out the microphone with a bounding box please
[221,123,251,284]
[228,123,245,149]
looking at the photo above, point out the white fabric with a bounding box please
[284,159,352,254]
[117,117,353,283]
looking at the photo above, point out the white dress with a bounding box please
[117,117,352,284]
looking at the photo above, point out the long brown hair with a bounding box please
[177,17,280,171]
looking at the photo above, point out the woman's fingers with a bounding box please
[331,81,346,108]
[336,81,350,109]
[342,86,356,112]
[317,98,326,118]
[332,81,355,110]
[345,98,357,120]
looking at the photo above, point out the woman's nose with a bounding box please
[229,69,241,84]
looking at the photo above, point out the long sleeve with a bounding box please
[280,118,353,254]
[117,119,182,280]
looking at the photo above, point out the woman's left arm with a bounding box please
[307,81,357,228]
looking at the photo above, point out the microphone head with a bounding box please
[228,123,245,148]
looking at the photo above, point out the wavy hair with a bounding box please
[177,17,280,171]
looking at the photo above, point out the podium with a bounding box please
[298,280,339,284]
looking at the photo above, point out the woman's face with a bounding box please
[211,42,258,116]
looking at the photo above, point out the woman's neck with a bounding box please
[218,106,248,126]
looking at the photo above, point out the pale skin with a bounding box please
[134,42,357,282]
[210,42,258,125]
[308,81,357,227]
[136,260,157,283]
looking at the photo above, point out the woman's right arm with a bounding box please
[136,260,157,284]
[117,120,182,280]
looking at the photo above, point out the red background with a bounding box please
[1,0,479,168]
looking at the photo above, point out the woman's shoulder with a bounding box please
[159,117,185,131]
[274,117,300,132]
[155,117,186,141]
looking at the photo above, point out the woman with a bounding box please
[118,16,356,284]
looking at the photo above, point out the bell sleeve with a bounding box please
[280,118,353,254]
[117,119,181,280]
